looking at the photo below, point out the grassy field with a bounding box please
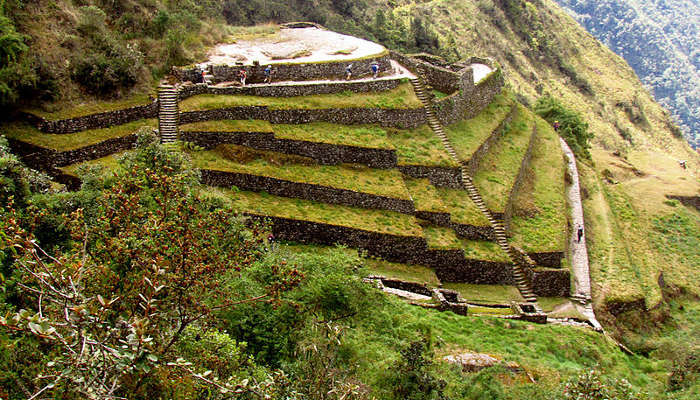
[179,119,274,132]
[203,187,424,237]
[179,83,421,111]
[510,118,567,253]
[445,92,513,162]
[189,144,412,200]
[273,122,394,149]
[424,225,462,250]
[462,239,510,263]
[23,93,153,121]
[473,104,536,213]
[437,187,490,226]
[363,257,440,286]
[388,124,459,167]
[1,120,157,151]
[443,283,525,304]
[404,178,449,214]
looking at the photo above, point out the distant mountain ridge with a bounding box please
[554,0,700,148]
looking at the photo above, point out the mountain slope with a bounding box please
[554,0,700,148]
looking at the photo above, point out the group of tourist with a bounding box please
[200,61,383,86]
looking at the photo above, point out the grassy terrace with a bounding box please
[443,283,524,304]
[462,239,510,263]
[437,188,490,226]
[179,82,422,111]
[60,152,125,175]
[1,120,157,151]
[473,104,535,213]
[23,93,153,121]
[510,119,567,253]
[188,144,411,200]
[180,119,274,132]
[445,91,513,162]
[424,225,462,250]
[273,123,394,149]
[404,178,449,214]
[204,187,424,237]
[388,125,458,167]
[364,258,440,286]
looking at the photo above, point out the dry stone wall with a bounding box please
[464,105,517,177]
[181,130,397,169]
[21,102,158,134]
[398,165,462,189]
[528,251,564,268]
[201,169,415,214]
[7,135,137,169]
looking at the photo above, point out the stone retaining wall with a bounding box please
[504,124,539,232]
[380,278,433,297]
[414,211,451,226]
[180,107,426,129]
[398,165,462,188]
[450,222,493,241]
[181,130,397,169]
[389,51,461,94]
[666,195,700,211]
[175,53,393,85]
[433,66,504,126]
[527,251,564,268]
[605,298,647,316]
[21,102,158,134]
[201,169,415,214]
[177,78,403,100]
[529,268,570,297]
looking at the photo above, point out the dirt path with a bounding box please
[560,138,603,331]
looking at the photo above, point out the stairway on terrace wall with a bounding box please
[158,85,179,144]
[409,75,542,310]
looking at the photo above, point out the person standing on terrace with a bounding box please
[346,64,353,80]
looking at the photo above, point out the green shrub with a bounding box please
[535,95,593,159]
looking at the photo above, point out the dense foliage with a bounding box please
[534,95,593,158]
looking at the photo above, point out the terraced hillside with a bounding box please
[2,41,573,320]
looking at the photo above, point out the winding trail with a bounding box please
[560,138,602,331]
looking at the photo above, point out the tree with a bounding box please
[0,132,302,398]
[535,95,593,159]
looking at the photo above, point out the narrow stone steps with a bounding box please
[158,85,180,144]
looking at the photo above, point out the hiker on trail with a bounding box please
[345,64,353,80]
[553,120,560,131]
[679,160,687,169]
[239,69,247,86]
[371,62,380,78]
[577,224,584,243]
[201,70,206,84]
[264,65,272,83]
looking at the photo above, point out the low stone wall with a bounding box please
[381,278,433,297]
[181,130,397,169]
[180,107,426,129]
[666,195,700,211]
[605,298,647,316]
[175,53,393,85]
[21,102,158,134]
[527,251,564,268]
[529,268,570,297]
[433,66,505,126]
[246,213,429,264]
[504,125,539,232]
[450,222,493,241]
[177,78,403,100]
[389,50,460,94]
[464,105,517,177]
[201,169,415,214]
[414,211,451,226]
[8,135,137,170]
[398,165,462,188]
[434,258,514,285]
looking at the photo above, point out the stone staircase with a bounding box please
[158,85,179,144]
[409,75,542,309]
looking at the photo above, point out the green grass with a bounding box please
[445,91,513,162]
[388,125,459,167]
[179,119,274,132]
[189,145,411,200]
[273,123,394,149]
[60,151,126,175]
[364,257,440,286]
[442,283,524,303]
[179,83,422,111]
[510,118,567,253]
[424,225,462,249]
[0,119,157,151]
[437,187,490,226]
[461,239,510,263]
[404,178,448,213]
[473,103,536,213]
[203,187,424,237]
[467,305,514,315]
[23,93,153,121]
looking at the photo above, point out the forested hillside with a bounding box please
[554,0,700,148]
